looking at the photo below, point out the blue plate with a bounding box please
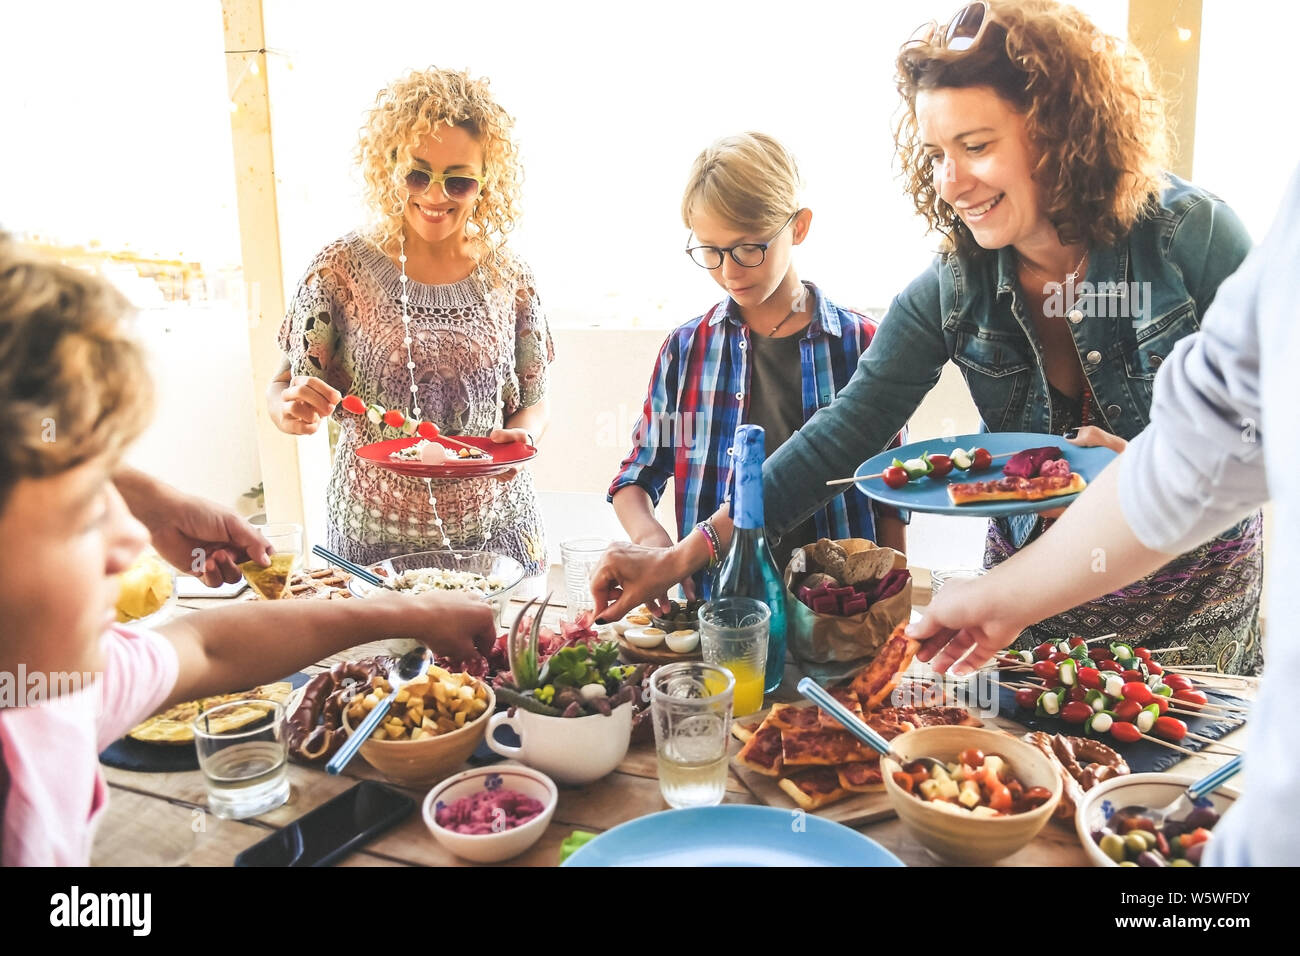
[854,431,1118,518]
[561,805,905,867]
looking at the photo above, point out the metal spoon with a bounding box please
[326,647,432,774]
[1113,754,1243,831]
[796,677,945,773]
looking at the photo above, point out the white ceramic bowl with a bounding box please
[1075,771,1239,867]
[423,765,558,863]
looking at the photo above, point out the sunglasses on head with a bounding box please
[401,166,484,202]
[905,1,990,52]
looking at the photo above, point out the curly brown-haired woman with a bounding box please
[591,0,1263,674]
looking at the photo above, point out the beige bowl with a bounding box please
[883,725,1062,864]
[342,680,495,787]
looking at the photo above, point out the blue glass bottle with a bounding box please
[711,424,787,694]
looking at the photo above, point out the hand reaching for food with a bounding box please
[907,574,1029,675]
[401,591,499,662]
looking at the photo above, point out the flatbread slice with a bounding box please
[837,762,885,793]
[778,767,850,810]
[734,724,785,776]
[948,472,1086,506]
[239,553,296,601]
[127,682,292,744]
[781,727,880,767]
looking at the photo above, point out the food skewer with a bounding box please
[1138,734,1201,758]
[338,394,494,461]
[1183,730,1241,751]
[827,450,1013,486]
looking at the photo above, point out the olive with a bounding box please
[1137,850,1168,867]
[1119,861,1139,867]
[1171,858,1195,867]
[1185,842,1206,866]
[1100,833,1127,863]
[1184,807,1220,830]
[1134,829,1157,850]
[1124,832,1150,855]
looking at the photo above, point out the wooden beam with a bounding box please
[1128,0,1203,180]
[221,0,331,545]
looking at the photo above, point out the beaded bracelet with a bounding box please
[695,520,722,567]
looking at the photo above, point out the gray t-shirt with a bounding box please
[747,325,816,572]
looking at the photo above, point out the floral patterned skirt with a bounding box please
[985,512,1265,676]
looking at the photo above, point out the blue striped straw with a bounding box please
[797,677,893,758]
[311,544,387,588]
[1188,754,1243,801]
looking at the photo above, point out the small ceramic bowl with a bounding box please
[423,765,558,863]
[1075,772,1239,867]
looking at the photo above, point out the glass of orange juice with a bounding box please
[698,598,770,717]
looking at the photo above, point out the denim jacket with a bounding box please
[764,175,1253,539]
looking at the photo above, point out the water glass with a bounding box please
[651,662,734,809]
[559,537,610,611]
[193,699,290,820]
[698,598,770,717]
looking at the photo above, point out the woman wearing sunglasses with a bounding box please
[269,68,552,573]
[593,0,1263,674]
[608,133,906,596]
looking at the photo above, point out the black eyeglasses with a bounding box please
[904,1,990,52]
[685,210,799,270]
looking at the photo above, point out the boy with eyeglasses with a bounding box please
[608,133,905,597]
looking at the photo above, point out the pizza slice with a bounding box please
[781,727,881,766]
[898,705,983,729]
[734,724,785,777]
[818,687,865,731]
[948,472,1086,506]
[778,767,850,810]
[848,627,920,710]
[766,702,825,733]
[837,761,885,793]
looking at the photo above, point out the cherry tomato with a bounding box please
[1163,674,1194,693]
[1098,659,1124,673]
[341,394,367,416]
[1134,646,1153,661]
[1154,716,1188,742]
[1122,682,1155,706]
[1068,636,1086,648]
[1181,827,1213,848]
[1067,685,1088,703]
[1153,696,1170,714]
[1032,642,1056,661]
[1061,701,1093,724]
[416,421,439,441]
[928,454,954,478]
[1040,674,1061,690]
[958,748,985,768]
[1122,668,1146,683]
[1077,666,1102,690]
[1089,647,1114,662]
[1015,687,1040,710]
[1049,652,1070,664]
[881,465,909,489]
[971,447,993,470]
[1174,689,1210,709]
[1032,660,1059,680]
[1145,661,1164,676]
[1110,721,1141,743]
[383,409,406,428]
[892,772,915,794]
[1115,699,1142,722]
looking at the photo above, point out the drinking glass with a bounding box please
[698,597,770,717]
[193,699,290,819]
[559,537,610,611]
[651,662,734,809]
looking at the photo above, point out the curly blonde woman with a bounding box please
[592,0,1263,673]
[270,68,553,573]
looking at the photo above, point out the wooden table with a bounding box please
[92,567,1248,867]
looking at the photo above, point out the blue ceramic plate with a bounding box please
[854,432,1118,518]
[561,805,905,867]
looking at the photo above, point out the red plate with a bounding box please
[354,436,537,479]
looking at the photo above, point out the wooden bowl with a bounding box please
[882,725,1062,864]
[342,681,495,787]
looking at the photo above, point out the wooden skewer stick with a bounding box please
[1146,646,1189,654]
[1183,730,1241,751]
[1168,707,1243,723]
[1173,698,1250,714]
[1085,633,1120,645]
[826,451,1015,485]
[1139,733,1200,758]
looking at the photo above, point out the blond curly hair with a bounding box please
[895,0,1170,259]
[357,68,523,289]
[0,234,153,509]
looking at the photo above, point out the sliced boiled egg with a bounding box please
[665,629,699,653]
[612,607,655,636]
[624,626,667,648]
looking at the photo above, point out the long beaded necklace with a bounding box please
[395,232,505,552]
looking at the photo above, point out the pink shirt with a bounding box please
[0,625,178,866]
